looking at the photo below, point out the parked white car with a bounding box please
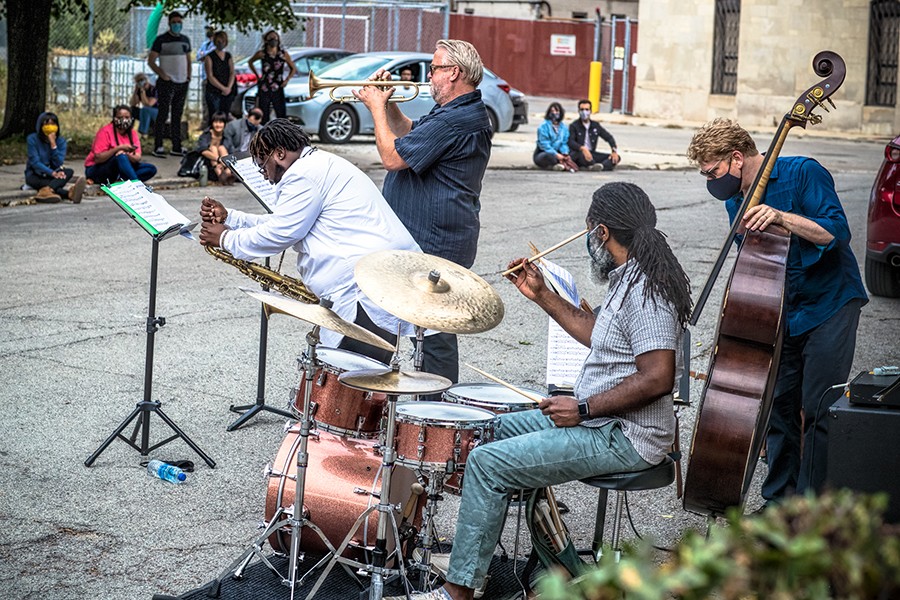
[244,51,515,143]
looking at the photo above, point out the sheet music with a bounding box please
[227,156,276,211]
[536,258,590,387]
[103,180,194,238]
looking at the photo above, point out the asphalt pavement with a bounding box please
[1,107,898,600]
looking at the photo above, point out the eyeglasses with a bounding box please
[699,156,731,179]
[429,64,456,74]
[256,152,274,176]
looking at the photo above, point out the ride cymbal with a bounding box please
[240,287,396,352]
[355,251,504,334]
[338,368,452,395]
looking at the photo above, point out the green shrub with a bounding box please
[537,490,900,599]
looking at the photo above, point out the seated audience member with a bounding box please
[534,102,576,171]
[569,98,620,171]
[197,112,235,185]
[223,107,263,154]
[85,105,158,184]
[130,73,159,135]
[25,111,86,203]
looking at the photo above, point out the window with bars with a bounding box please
[711,0,741,95]
[867,0,900,106]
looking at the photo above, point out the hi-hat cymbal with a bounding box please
[338,368,452,395]
[355,251,504,334]
[240,287,396,353]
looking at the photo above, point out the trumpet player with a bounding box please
[353,39,492,392]
[199,119,420,361]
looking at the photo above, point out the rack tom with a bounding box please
[442,383,543,414]
[293,347,388,439]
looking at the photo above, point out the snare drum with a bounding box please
[293,347,388,439]
[393,402,498,472]
[443,383,543,414]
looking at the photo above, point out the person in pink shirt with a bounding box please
[85,105,158,184]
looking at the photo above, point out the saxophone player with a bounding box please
[199,118,420,362]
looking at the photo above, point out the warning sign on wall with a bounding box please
[550,34,576,56]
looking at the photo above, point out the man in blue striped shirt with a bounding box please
[355,39,492,392]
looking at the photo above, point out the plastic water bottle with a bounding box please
[147,459,187,484]
[199,162,208,187]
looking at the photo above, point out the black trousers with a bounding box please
[571,149,615,170]
[257,88,286,124]
[154,80,189,151]
[26,168,74,198]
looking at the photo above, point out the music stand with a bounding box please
[85,181,214,468]
[220,153,294,430]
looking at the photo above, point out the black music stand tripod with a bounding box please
[85,232,215,468]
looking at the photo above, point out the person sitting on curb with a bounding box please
[197,112,235,185]
[25,111,86,204]
[533,102,577,172]
[223,107,263,154]
[569,98,620,171]
[85,105,158,184]
[130,73,159,136]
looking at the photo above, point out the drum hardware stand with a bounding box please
[208,327,350,599]
[306,362,412,600]
[85,235,215,468]
[407,464,454,590]
[226,257,295,431]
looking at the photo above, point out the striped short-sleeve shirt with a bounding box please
[574,260,682,464]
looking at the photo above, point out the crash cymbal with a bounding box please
[338,368,452,395]
[240,287,396,353]
[354,251,504,334]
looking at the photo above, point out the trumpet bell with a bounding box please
[308,70,430,104]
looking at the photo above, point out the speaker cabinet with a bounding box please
[827,396,900,523]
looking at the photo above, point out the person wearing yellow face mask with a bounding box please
[25,112,86,204]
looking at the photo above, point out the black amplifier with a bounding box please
[827,396,900,523]
[848,370,900,408]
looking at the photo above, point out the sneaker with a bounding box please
[68,176,86,204]
[169,148,187,157]
[152,147,167,158]
[589,163,606,171]
[34,186,62,203]
[551,163,566,171]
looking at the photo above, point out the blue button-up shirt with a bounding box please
[724,156,867,336]
[383,90,492,268]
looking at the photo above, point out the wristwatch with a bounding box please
[577,400,591,421]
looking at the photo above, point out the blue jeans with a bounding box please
[86,154,157,184]
[445,410,650,589]
[138,106,158,135]
[762,298,863,502]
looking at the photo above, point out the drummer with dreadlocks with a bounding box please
[387,182,693,600]
[198,118,420,361]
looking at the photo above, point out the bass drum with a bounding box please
[265,425,422,557]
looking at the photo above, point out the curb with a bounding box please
[0,177,198,207]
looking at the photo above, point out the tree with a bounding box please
[0,0,298,140]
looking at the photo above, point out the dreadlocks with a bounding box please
[248,118,311,164]
[587,182,692,326]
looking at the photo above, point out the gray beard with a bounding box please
[590,242,617,283]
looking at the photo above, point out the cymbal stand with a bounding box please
[408,464,454,590]
[306,365,411,600]
[207,327,345,598]
[413,326,426,373]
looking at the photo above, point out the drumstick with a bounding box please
[500,228,589,277]
[401,482,425,523]
[464,363,542,404]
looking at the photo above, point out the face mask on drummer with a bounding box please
[587,226,616,282]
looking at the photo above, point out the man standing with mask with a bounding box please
[569,99,620,171]
[686,118,867,510]
[148,11,191,158]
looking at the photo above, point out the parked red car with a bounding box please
[866,134,900,297]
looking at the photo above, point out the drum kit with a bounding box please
[212,250,532,600]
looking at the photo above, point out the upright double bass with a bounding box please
[683,51,846,516]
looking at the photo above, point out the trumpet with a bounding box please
[309,70,430,103]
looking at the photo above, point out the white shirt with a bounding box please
[222,147,421,348]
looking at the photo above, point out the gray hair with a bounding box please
[436,39,483,87]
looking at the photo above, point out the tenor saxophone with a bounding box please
[205,246,319,304]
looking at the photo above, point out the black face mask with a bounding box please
[707,170,742,201]
[266,39,278,48]
[549,112,561,123]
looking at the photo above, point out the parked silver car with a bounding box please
[244,51,515,143]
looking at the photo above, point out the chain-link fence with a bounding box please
[38,0,448,117]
